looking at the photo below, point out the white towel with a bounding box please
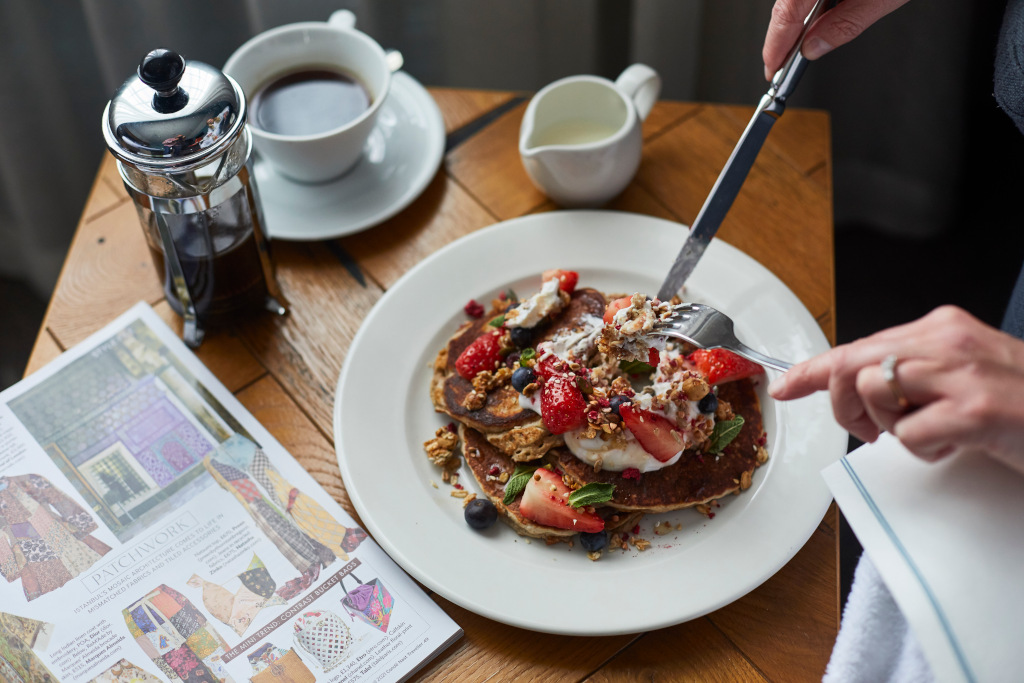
[824,555,934,683]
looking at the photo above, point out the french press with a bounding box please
[102,48,285,347]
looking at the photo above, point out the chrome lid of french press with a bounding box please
[101,48,247,171]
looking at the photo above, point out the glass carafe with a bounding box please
[102,49,285,347]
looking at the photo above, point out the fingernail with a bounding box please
[764,64,773,82]
[802,36,833,60]
[768,374,787,396]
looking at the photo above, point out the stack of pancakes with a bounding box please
[430,289,766,541]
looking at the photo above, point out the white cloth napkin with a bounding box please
[822,433,1024,683]
[824,556,933,683]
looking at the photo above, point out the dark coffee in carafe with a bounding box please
[139,187,269,324]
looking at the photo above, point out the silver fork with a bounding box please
[652,303,792,372]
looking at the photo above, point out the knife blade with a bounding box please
[657,0,829,302]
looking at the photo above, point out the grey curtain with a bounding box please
[0,0,991,297]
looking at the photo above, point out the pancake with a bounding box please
[459,425,643,540]
[552,379,767,513]
[431,288,606,460]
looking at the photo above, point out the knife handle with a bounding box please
[767,0,831,112]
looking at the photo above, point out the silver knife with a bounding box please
[658,0,829,302]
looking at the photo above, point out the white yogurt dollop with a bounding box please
[541,314,603,362]
[504,278,565,328]
[564,429,681,472]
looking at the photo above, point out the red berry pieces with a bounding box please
[647,348,660,367]
[455,331,503,380]
[541,269,579,293]
[689,348,764,385]
[463,299,485,318]
[540,374,587,434]
[619,404,685,462]
[622,468,641,480]
[519,468,604,533]
[603,296,633,324]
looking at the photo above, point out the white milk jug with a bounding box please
[519,64,661,207]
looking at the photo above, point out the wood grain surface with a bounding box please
[27,87,838,682]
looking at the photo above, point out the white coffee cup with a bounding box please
[519,64,661,207]
[224,10,391,183]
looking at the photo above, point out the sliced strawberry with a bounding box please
[541,268,579,293]
[519,468,604,532]
[647,347,660,367]
[540,374,587,434]
[689,348,764,385]
[534,355,560,379]
[603,296,633,324]
[455,331,503,380]
[619,404,685,462]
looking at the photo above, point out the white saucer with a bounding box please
[253,71,445,241]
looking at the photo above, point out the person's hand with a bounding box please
[763,0,913,80]
[768,306,1024,475]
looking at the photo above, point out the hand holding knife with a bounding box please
[657,0,831,302]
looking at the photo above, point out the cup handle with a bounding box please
[615,64,661,121]
[329,9,357,30]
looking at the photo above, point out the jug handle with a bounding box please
[329,9,356,30]
[615,64,661,121]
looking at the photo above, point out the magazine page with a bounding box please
[0,302,461,683]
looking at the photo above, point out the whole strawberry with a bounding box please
[689,348,764,385]
[455,331,503,380]
[540,373,587,434]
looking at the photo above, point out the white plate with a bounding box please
[334,210,846,635]
[255,71,444,241]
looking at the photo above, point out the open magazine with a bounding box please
[0,303,461,682]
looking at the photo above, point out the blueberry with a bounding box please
[505,350,522,368]
[697,391,718,414]
[509,325,533,348]
[505,301,520,312]
[464,498,498,530]
[579,530,607,552]
[609,395,631,416]
[511,366,536,393]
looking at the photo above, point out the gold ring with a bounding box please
[880,354,909,409]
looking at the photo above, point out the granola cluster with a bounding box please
[423,426,458,467]
[598,293,672,362]
[462,366,513,410]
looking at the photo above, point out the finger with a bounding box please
[854,357,950,433]
[893,398,975,462]
[767,350,878,440]
[801,0,913,61]
[854,364,905,435]
[763,0,820,77]
[891,358,1024,466]
[829,368,881,443]
[769,339,885,401]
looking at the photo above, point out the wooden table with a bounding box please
[29,89,837,681]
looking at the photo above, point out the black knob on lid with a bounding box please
[139,49,188,113]
[139,49,184,91]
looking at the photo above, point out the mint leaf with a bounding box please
[519,348,536,365]
[503,464,539,504]
[507,288,518,302]
[619,359,654,375]
[568,482,615,509]
[489,314,505,327]
[708,415,745,454]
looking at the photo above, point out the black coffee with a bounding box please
[251,68,370,136]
